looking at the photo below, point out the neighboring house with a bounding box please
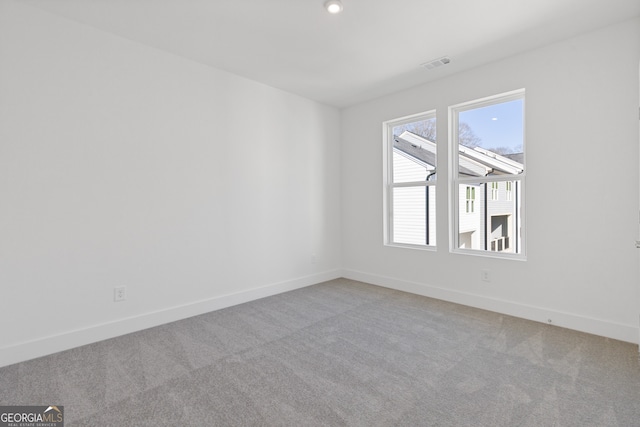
[393,131,524,252]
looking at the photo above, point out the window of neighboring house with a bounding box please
[491,182,499,200]
[383,111,437,248]
[450,89,525,258]
[466,186,475,213]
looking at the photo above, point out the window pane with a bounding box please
[393,186,436,246]
[457,98,524,179]
[457,180,521,253]
[452,90,525,257]
[385,111,437,249]
[392,118,436,184]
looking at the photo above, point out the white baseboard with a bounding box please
[3,268,636,368]
[0,270,342,368]
[343,269,640,345]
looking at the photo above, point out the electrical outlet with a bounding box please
[114,286,127,302]
[481,269,491,282]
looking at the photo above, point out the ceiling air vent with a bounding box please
[420,56,451,70]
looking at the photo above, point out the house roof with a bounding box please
[395,131,524,177]
[393,133,436,169]
[460,146,524,176]
[504,153,525,164]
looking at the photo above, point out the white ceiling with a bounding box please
[22,0,640,108]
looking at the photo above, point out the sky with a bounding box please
[459,99,523,153]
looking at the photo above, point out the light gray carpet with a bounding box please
[1,278,639,426]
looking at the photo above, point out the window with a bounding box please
[384,112,437,247]
[382,90,525,259]
[491,182,499,200]
[450,90,525,257]
[465,186,475,213]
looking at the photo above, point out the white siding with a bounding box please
[458,184,483,249]
[391,149,436,246]
[486,180,520,253]
[393,150,432,183]
[393,187,426,245]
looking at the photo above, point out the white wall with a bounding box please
[0,1,342,367]
[342,18,640,343]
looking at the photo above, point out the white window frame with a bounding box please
[383,110,437,250]
[449,89,526,260]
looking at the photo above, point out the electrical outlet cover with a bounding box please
[114,286,126,302]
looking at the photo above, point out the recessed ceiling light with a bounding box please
[324,0,343,14]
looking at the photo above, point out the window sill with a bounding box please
[451,248,527,261]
